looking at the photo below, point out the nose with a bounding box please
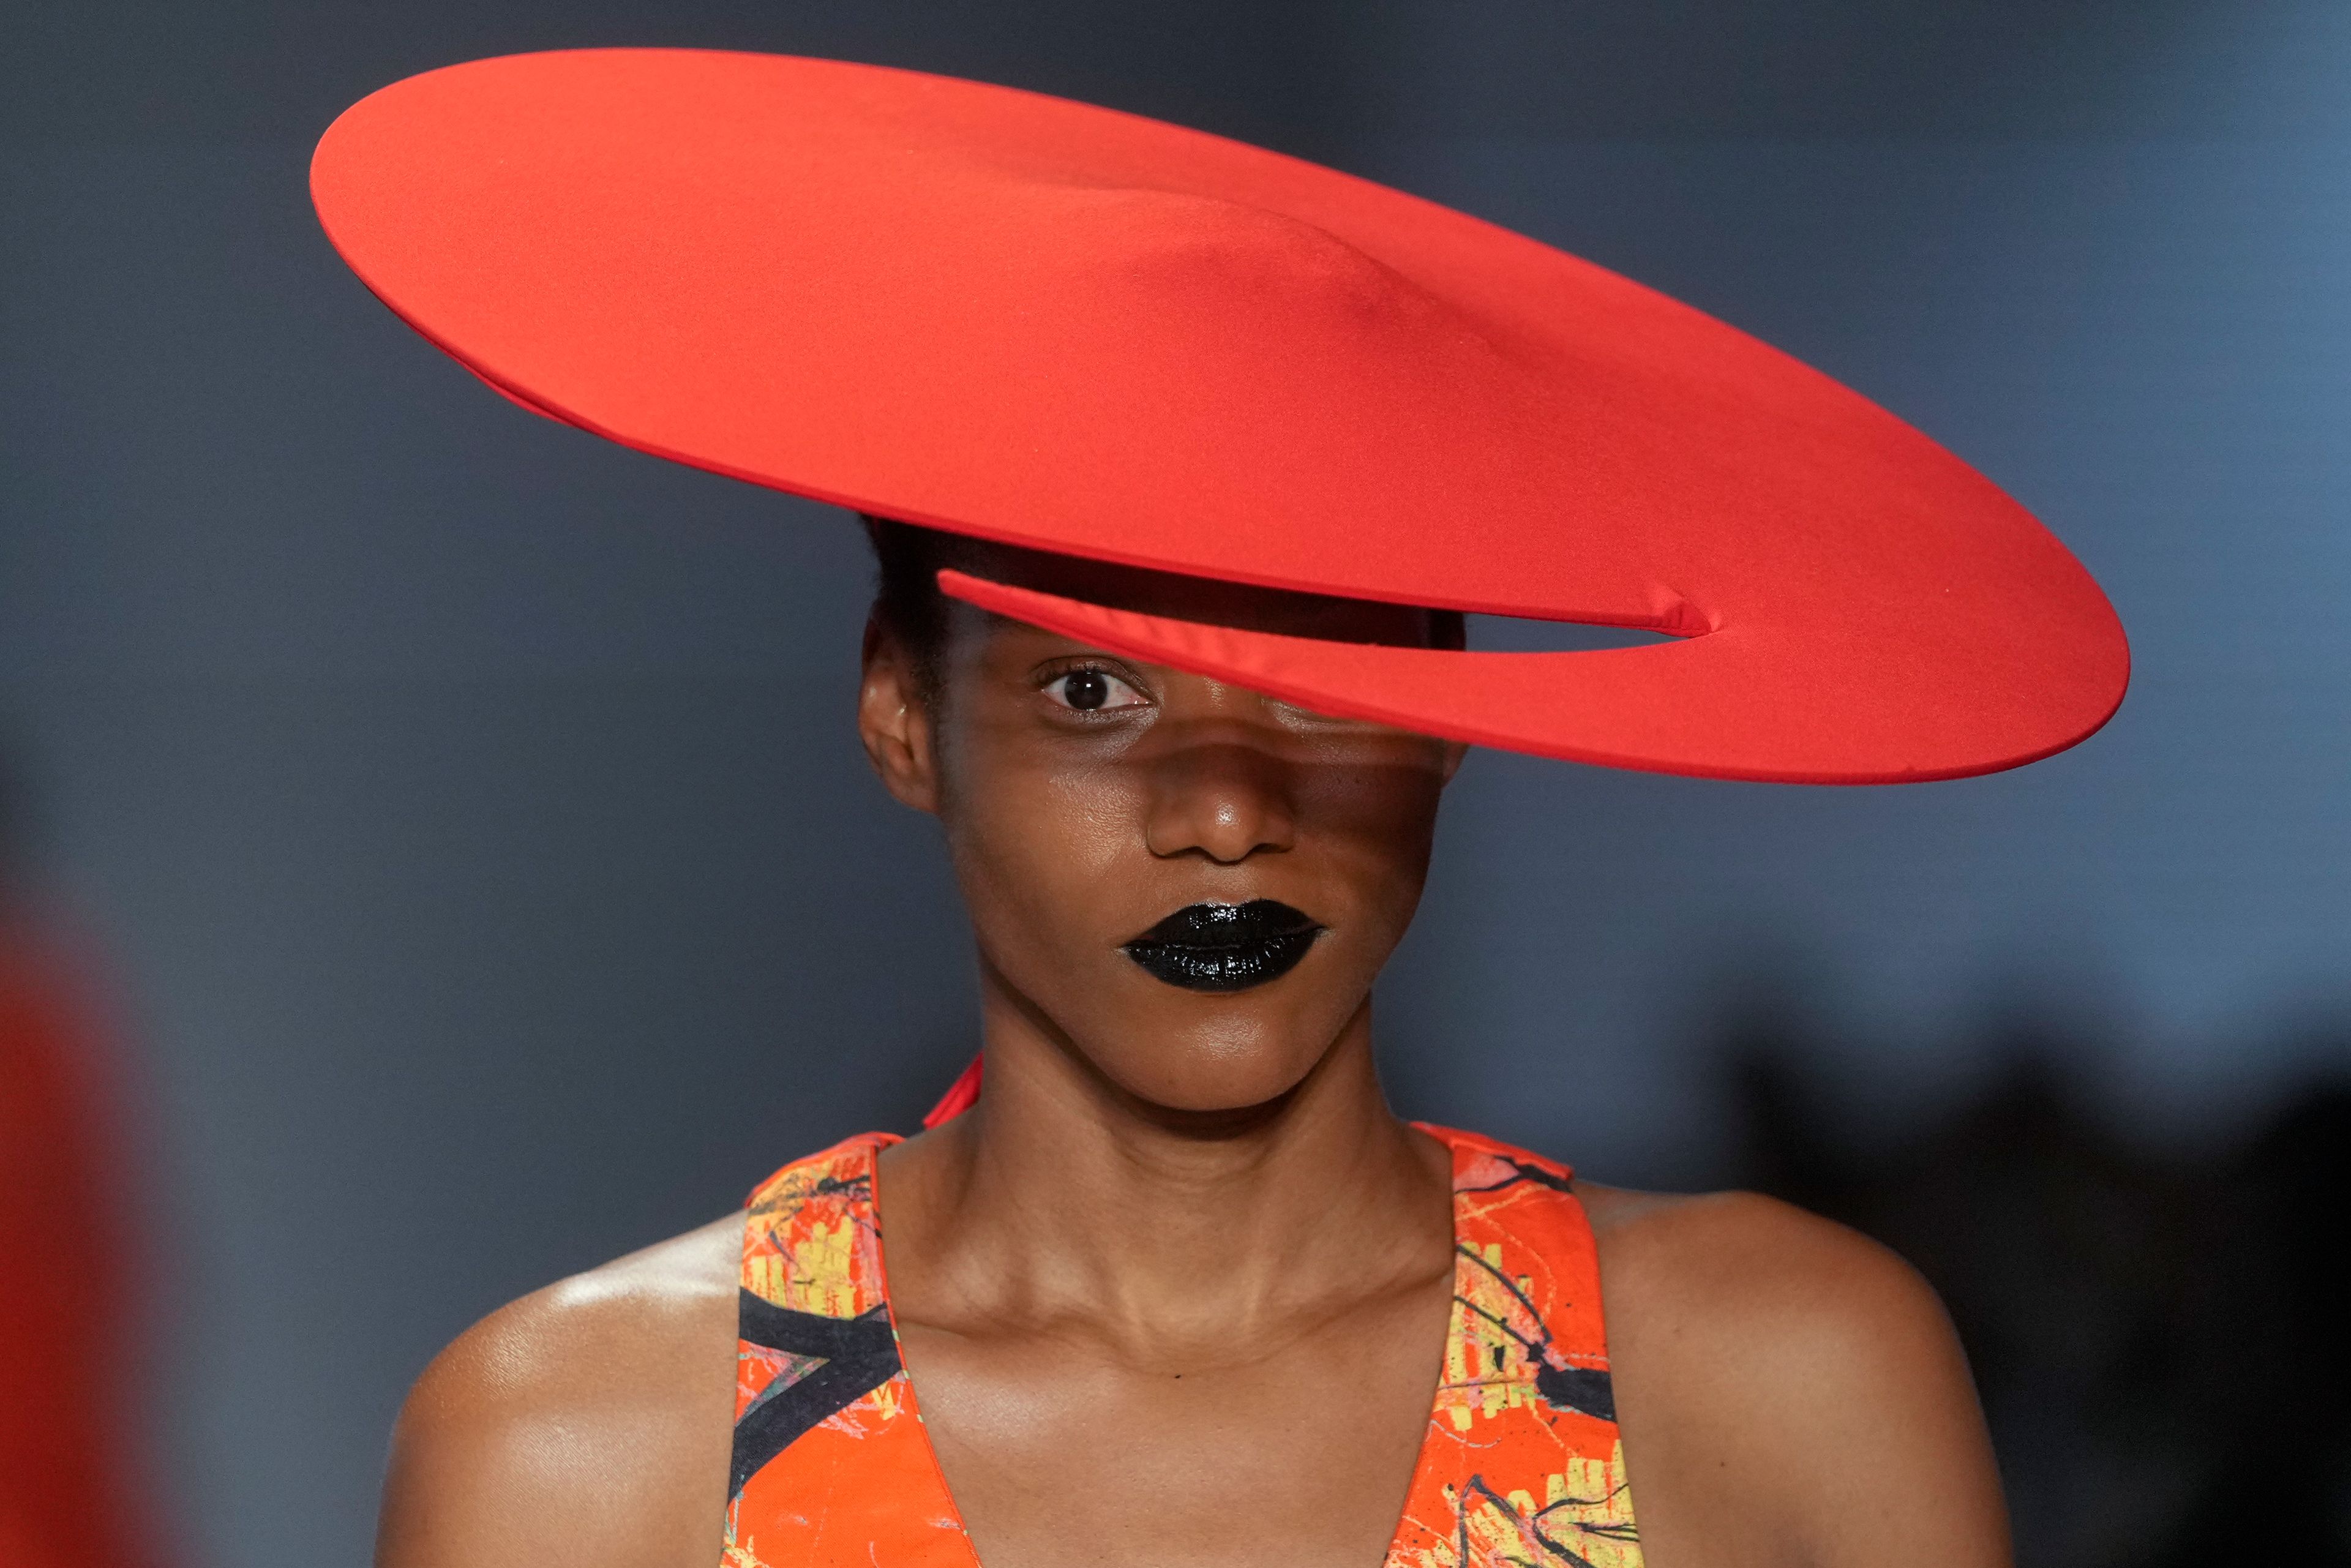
[1142,729,1298,865]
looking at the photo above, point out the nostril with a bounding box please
[1144,761,1297,863]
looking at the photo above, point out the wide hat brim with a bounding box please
[311,48,2128,784]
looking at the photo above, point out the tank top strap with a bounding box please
[726,1132,978,1568]
[1394,1123,1642,1567]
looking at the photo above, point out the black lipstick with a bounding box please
[1120,900,1325,993]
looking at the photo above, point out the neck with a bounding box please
[876,969,1453,1360]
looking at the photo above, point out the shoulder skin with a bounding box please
[373,1212,744,1568]
[373,1185,2008,1568]
[1578,1185,2012,1568]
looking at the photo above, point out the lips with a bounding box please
[1120,899,1325,993]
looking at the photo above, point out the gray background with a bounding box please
[4,2,2347,1563]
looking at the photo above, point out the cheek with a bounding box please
[1295,756,1448,899]
[940,733,1148,956]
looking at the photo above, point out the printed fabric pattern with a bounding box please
[723,1127,1640,1568]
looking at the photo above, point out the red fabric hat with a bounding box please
[311,48,2127,783]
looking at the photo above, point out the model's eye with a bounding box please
[1044,668,1147,712]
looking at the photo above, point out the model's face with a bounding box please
[858,551,1463,1114]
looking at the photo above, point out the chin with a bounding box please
[1087,1000,1344,1115]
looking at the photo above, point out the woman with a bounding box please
[316,49,2127,1568]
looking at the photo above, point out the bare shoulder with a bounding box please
[1575,1183,1953,1357]
[375,1212,744,1568]
[1575,1184,2011,1568]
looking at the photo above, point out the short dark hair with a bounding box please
[861,513,968,700]
[860,512,1466,700]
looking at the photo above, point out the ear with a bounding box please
[858,615,942,814]
[1438,738,1470,785]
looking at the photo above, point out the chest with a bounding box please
[896,1279,1452,1568]
[724,1131,1640,1568]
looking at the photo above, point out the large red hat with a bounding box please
[311,48,2127,784]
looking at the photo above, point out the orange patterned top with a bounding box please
[723,1127,1641,1568]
